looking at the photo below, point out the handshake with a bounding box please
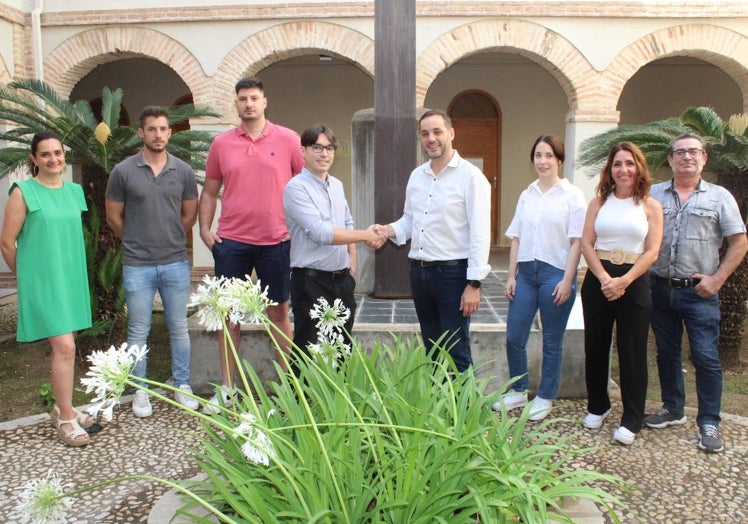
[362,224,394,250]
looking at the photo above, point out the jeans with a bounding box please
[651,278,722,426]
[410,261,472,372]
[506,260,576,399]
[123,260,192,387]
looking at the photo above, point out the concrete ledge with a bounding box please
[188,298,586,398]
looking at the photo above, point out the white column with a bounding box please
[564,113,619,202]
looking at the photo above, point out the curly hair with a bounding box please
[595,141,652,205]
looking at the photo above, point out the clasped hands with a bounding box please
[600,275,627,301]
[363,224,393,249]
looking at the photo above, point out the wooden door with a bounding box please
[451,117,500,244]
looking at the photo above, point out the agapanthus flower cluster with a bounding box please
[309,297,350,339]
[306,297,352,368]
[190,274,277,331]
[15,469,72,524]
[81,343,147,421]
[233,412,277,466]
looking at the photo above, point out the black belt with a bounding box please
[410,258,467,268]
[654,275,701,289]
[292,267,349,280]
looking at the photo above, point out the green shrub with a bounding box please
[185,339,626,523]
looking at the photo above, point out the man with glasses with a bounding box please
[199,77,304,412]
[283,124,383,367]
[645,132,747,453]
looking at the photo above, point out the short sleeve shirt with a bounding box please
[505,178,587,270]
[106,152,198,266]
[650,178,746,278]
[205,122,304,245]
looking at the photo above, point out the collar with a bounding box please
[136,151,173,171]
[300,166,329,186]
[236,120,274,140]
[666,177,706,193]
[530,178,569,194]
[425,150,461,175]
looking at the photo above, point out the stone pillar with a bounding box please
[564,112,620,201]
[373,0,416,298]
[351,109,376,294]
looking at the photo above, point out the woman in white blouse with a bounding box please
[493,135,586,421]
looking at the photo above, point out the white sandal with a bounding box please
[56,417,90,447]
[50,405,94,429]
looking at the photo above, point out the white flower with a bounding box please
[306,337,351,369]
[309,297,350,339]
[224,276,277,325]
[189,275,231,331]
[189,275,277,331]
[15,469,72,524]
[81,343,147,421]
[233,412,277,467]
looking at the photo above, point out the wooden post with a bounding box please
[373,0,416,298]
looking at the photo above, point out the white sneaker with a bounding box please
[613,426,636,445]
[491,390,528,411]
[132,390,152,418]
[528,397,552,421]
[175,385,199,410]
[583,409,611,429]
[202,385,237,415]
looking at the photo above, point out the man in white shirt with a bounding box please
[377,109,492,371]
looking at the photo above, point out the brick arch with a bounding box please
[417,19,599,117]
[603,24,748,114]
[212,21,374,120]
[43,27,210,102]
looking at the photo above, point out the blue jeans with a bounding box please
[651,278,722,426]
[410,261,472,372]
[506,260,575,399]
[123,260,192,387]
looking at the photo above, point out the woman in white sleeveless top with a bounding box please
[580,142,663,445]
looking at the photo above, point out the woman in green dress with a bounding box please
[1,131,93,447]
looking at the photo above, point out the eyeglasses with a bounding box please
[309,144,337,154]
[672,148,704,158]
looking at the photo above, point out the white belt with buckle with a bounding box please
[596,249,640,265]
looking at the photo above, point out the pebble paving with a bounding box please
[0,395,745,522]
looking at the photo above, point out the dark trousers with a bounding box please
[581,262,651,432]
[290,269,356,367]
[409,261,472,372]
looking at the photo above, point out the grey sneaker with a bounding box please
[643,408,686,429]
[698,424,724,453]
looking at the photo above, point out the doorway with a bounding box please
[448,91,501,244]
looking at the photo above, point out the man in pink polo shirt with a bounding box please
[198,77,304,413]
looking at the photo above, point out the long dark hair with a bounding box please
[596,141,652,205]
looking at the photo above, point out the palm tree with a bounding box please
[577,106,748,368]
[0,78,218,342]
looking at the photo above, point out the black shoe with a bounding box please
[698,424,724,453]
[643,408,686,429]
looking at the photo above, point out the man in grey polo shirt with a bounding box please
[106,106,199,417]
[644,132,747,453]
[283,124,382,370]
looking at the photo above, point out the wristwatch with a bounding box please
[467,280,482,289]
